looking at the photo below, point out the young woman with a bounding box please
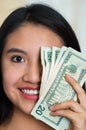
[0,4,86,130]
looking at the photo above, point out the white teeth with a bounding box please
[21,89,39,95]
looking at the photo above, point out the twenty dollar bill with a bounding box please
[31,47,86,130]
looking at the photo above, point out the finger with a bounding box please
[65,74,84,94]
[50,109,82,124]
[50,100,83,113]
[51,109,86,130]
[50,108,75,118]
[65,74,86,106]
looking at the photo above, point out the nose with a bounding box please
[23,62,42,84]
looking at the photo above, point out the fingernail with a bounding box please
[49,106,55,110]
[65,74,71,81]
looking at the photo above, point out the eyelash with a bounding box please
[11,55,25,63]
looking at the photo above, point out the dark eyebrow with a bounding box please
[7,48,27,55]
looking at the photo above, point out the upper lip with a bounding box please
[18,86,40,90]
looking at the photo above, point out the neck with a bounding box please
[0,107,54,130]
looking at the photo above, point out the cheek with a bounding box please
[2,67,20,96]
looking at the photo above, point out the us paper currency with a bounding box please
[40,46,61,96]
[40,46,67,96]
[31,47,86,130]
[40,47,52,96]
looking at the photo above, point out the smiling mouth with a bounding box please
[20,89,39,95]
[19,88,40,100]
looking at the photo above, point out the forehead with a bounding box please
[4,23,64,50]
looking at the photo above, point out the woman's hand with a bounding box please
[49,74,86,130]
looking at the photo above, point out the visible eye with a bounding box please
[11,56,25,63]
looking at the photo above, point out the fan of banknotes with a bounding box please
[31,46,86,130]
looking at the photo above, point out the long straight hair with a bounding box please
[0,4,81,124]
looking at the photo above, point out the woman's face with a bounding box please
[1,23,64,114]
